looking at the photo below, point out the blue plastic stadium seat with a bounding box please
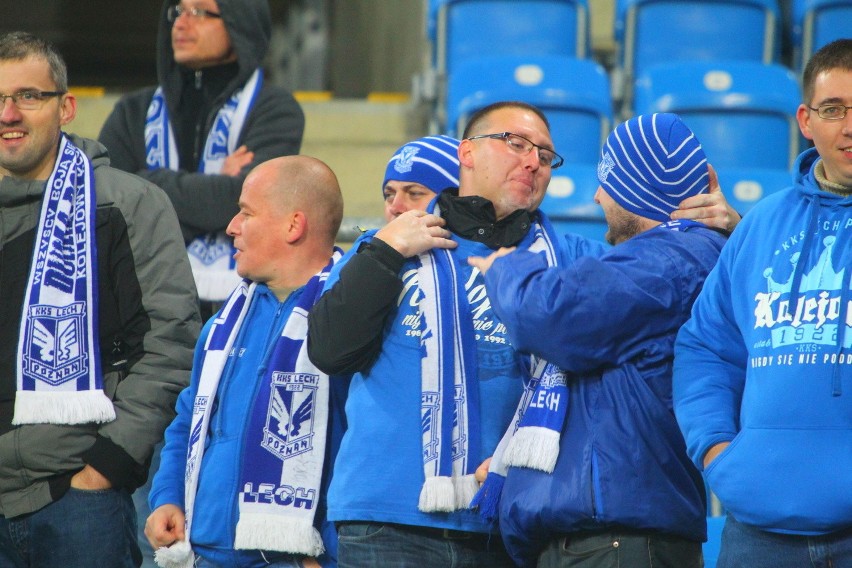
[615,0,779,107]
[539,162,609,243]
[447,55,613,166]
[715,166,793,216]
[432,0,589,76]
[792,0,852,71]
[633,60,801,170]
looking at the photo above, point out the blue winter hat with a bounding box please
[597,113,708,223]
[383,135,460,195]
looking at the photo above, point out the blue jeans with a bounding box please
[538,528,702,568]
[0,487,141,568]
[717,514,852,568]
[336,522,514,568]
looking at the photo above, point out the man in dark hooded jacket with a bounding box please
[99,0,305,311]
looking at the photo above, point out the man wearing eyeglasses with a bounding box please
[304,102,570,567]
[0,32,200,567]
[99,0,304,320]
[672,38,852,568]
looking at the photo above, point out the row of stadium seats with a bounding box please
[421,0,828,241]
[428,0,849,85]
[446,55,802,169]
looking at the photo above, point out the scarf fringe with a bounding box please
[419,476,456,512]
[453,473,480,509]
[470,471,505,523]
[12,391,115,426]
[235,514,325,557]
[504,426,560,473]
[154,540,193,568]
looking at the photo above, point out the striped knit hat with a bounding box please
[383,135,460,195]
[597,113,708,222]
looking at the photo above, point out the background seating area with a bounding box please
[421,0,846,244]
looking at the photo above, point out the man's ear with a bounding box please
[796,103,814,141]
[59,92,77,126]
[285,210,307,243]
[458,138,476,169]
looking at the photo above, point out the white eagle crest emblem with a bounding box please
[262,372,318,461]
[24,305,87,386]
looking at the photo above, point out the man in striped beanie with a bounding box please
[596,112,710,245]
[382,134,460,221]
[467,112,730,567]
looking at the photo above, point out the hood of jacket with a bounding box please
[155,0,271,114]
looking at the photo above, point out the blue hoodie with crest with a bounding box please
[674,147,852,535]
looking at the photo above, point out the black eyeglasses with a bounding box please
[466,132,564,169]
[0,90,66,110]
[807,104,852,120]
[167,5,222,22]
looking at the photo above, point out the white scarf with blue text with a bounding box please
[14,135,114,426]
[154,251,340,568]
[469,213,570,522]
[145,69,263,301]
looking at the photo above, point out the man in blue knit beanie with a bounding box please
[468,112,729,567]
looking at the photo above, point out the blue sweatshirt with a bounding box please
[674,148,852,535]
[150,284,347,567]
[326,228,605,534]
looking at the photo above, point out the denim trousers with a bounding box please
[336,521,514,568]
[717,514,852,568]
[0,487,141,568]
[537,528,703,568]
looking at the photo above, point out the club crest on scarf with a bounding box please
[24,305,86,385]
[263,372,318,460]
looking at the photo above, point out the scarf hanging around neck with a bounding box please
[154,249,341,568]
[469,212,570,522]
[145,69,263,301]
[14,134,113,426]
[416,200,561,513]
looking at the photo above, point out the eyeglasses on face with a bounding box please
[0,90,66,110]
[807,104,852,120]
[466,132,564,169]
[167,4,222,22]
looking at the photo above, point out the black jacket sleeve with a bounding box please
[307,238,406,375]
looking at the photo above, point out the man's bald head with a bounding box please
[247,155,343,246]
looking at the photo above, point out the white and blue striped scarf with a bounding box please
[145,69,263,301]
[14,134,114,426]
[469,213,570,522]
[416,206,568,514]
[155,250,340,568]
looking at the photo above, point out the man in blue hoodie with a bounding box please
[468,113,728,568]
[145,156,346,568]
[673,39,852,568]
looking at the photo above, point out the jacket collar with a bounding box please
[438,188,532,249]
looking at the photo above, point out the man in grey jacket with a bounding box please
[0,32,200,567]
[99,0,305,314]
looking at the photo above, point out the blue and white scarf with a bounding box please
[154,250,341,568]
[416,206,568,513]
[145,69,263,301]
[13,135,114,426]
[469,214,570,522]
